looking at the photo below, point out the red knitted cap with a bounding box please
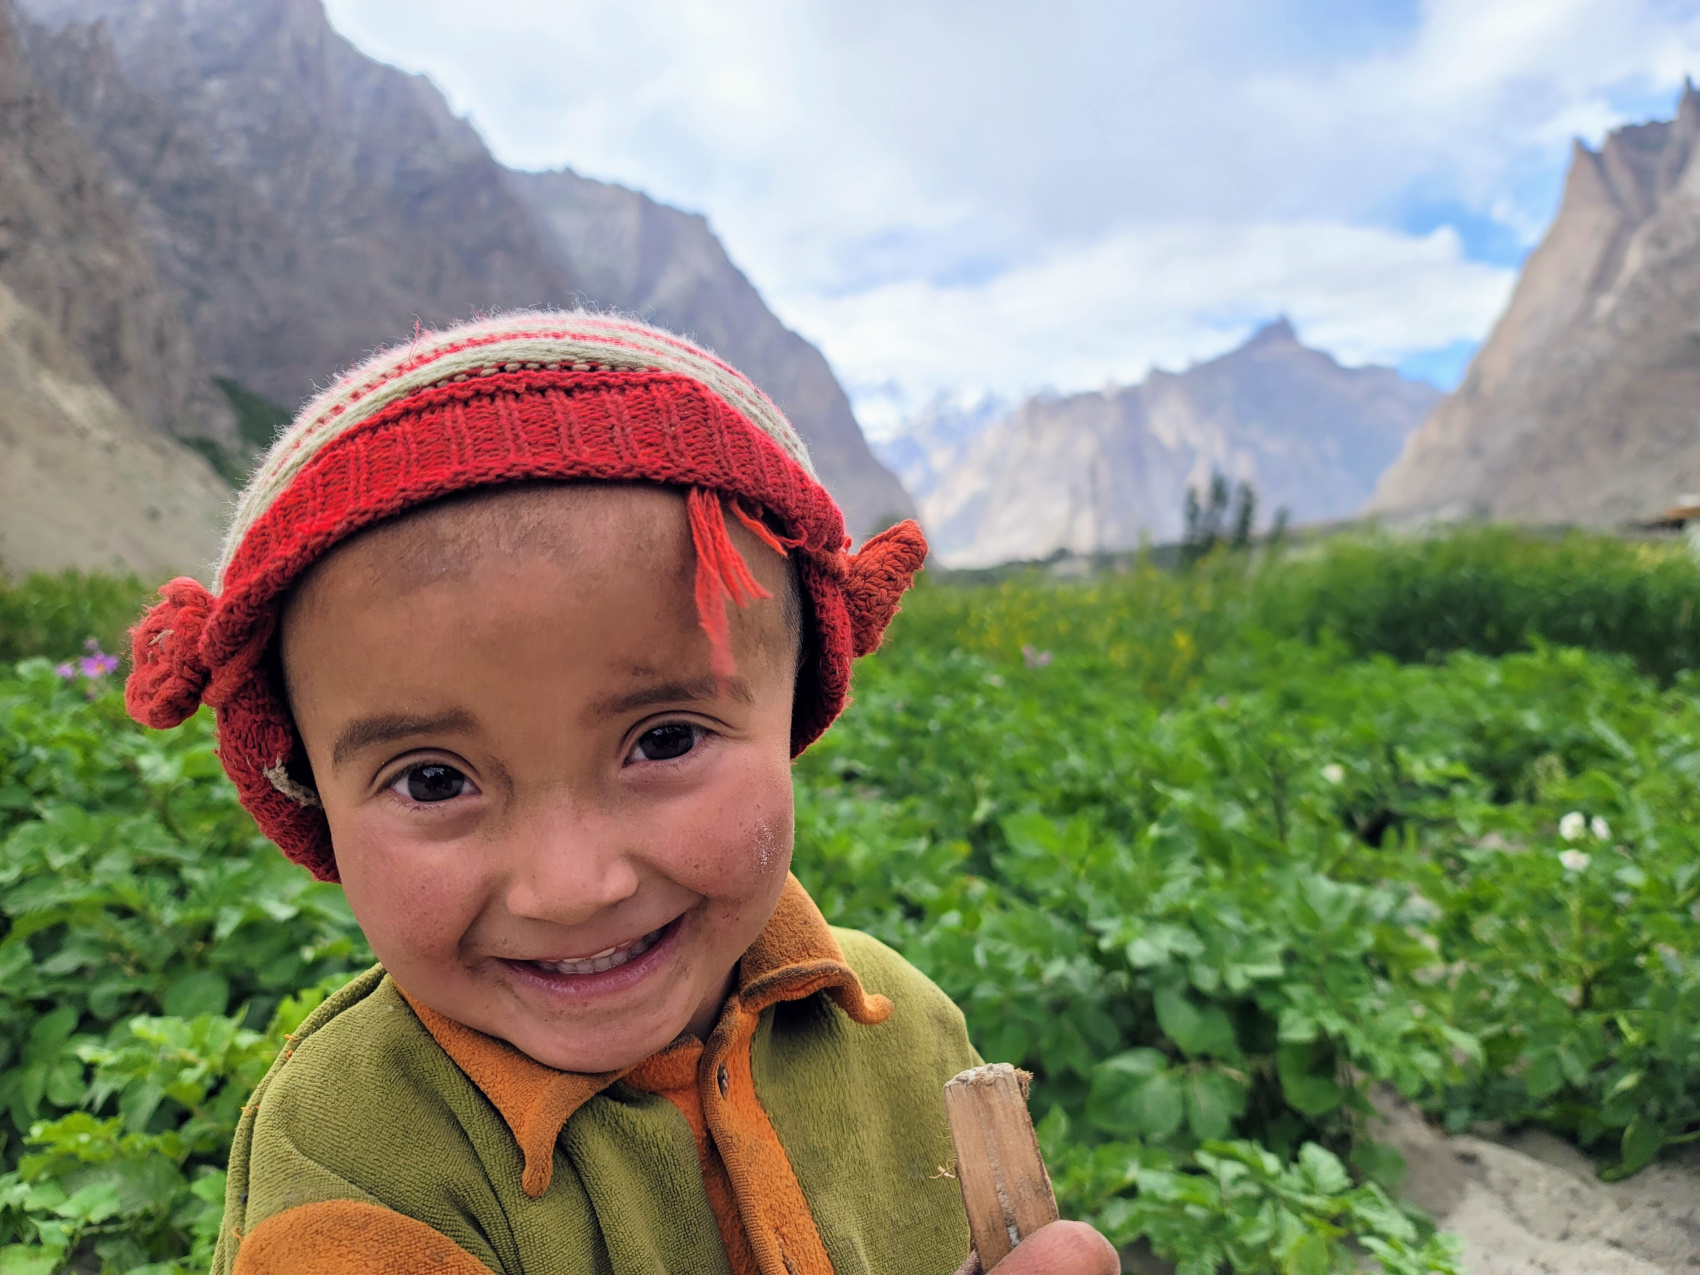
[124,312,926,881]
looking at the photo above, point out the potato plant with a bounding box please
[3,531,1700,1272]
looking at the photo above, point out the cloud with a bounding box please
[772,222,1515,437]
[322,0,1700,423]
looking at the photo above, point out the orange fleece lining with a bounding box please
[232,1198,492,1274]
[627,1042,764,1275]
[699,995,836,1275]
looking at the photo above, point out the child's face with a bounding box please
[280,484,799,1073]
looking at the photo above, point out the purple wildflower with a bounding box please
[65,641,119,680]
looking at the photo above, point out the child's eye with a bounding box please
[390,763,475,803]
[630,723,704,763]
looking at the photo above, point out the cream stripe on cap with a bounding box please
[216,311,815,590]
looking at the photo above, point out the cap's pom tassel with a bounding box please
[688,488,773,680]
[125,577,215,729]
[841,520,928,657]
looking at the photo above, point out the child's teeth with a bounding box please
[539,927,662,976]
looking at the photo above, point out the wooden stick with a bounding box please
[943,1063,1060,1270]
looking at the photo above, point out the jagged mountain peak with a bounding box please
[882,324,1438,567]
[1369,85,1700,526]
[1242,316,1299,349]
[1589,89,1700,222]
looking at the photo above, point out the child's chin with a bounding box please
[508,1030,673,1074]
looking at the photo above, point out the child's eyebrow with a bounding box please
[332,709,478,769]
[588,676,754,720]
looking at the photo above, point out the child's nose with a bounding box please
[498,811,641,925]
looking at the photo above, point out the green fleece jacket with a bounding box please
[213,880,976,1275]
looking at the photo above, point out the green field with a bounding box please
[3,528,1700,1273]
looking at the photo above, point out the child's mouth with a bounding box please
[524,922,670,977]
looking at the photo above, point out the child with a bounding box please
[126,314,1116,1275]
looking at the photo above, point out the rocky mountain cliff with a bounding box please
[507,169,915,536]
[876,394,1008,510]
[1369,87,1700,524]
[884,321,1439,568]
[0,1,228,576]
[0,278,232,578]
[20,0,573,411]
[0,0,233,448]
[17,0,911,538]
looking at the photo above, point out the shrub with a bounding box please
[0,661,369,1271]
[1259,527,1700,682]
[0,576,151,668]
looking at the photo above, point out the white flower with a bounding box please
[1321,764,1345,785]
[1559,850,1591,873]
[1559,812,1586,841]
[1591,815,1611,841]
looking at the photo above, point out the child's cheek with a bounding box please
[332,816,487,971]
[649,756,795,903]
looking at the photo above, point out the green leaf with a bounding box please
[1277,1042,1344,1117]
[1154,986,1238,1059]
[23,1010,76,1068]
[1523,1050,1564,1100]
[1184,1069,1244,1141]
[42,1061,82,1111]
[163,971,231,1020]
[1351,1139,1407,1192]
[190,1169,228,1206]
[1000,812,1060,858]
[1283,1230,1331,1275]
[1127,1071,1186,1139]
[53,1179,122,1224]
[1618,1116,1664,1177]
[0,1246,60,1275]
[1296,1142,1351,1196]
[1087,1050,1172,1136]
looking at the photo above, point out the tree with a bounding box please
[1181,471,1258,568]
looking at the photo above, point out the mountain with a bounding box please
[506,169,916,536]
[0,1,228,576]
[1369,87,1700,525]
[16,0,911,538]
[0,278,231,578]
[0,0,234,449]
[875,394,1009,506]
[888,320,1440,568]
[19,0,574,412]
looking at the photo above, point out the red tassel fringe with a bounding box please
[687,488,776,680]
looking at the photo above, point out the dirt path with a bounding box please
[1116,1100,1700,1274]
[1376,1098,1700,1274]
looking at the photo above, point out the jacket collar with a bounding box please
[398,875,892,1197]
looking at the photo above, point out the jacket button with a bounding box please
[717,1064,730,1097]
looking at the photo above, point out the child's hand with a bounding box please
[953,1221,1120,1275]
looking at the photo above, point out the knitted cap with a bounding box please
[124,312,927,881]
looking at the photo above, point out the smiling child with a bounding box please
[125,314,1115,1275]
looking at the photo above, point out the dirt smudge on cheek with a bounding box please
[756,819,776,872]
[750,811,797,875]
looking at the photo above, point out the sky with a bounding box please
[323,0,1700,438]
